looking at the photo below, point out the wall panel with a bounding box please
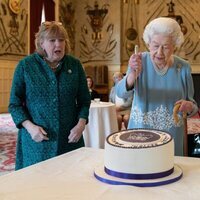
[0,61,17,113]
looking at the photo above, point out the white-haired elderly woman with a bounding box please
[116,17,198,156]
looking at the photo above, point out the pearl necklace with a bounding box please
[50,63,60,70]
[43,58,60,70]
[152,62,169,76]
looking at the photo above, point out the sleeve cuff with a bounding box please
[187,103,199,118]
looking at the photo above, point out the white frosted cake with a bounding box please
[104,129,174,179]
[94,129,183,186]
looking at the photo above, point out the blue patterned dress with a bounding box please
[9,53,91,169]
[117,52,196,156]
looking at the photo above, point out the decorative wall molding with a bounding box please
[59,1,76,54]
[59,0,121,65]
[136,0,200,64]
[0,0,28,60]
[59,0,200,66]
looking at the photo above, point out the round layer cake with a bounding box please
[104,129,174,179]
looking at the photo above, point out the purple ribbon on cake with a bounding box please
[104,167,174,180]
[94,171,183,187]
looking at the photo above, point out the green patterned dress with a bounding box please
[9,53,91,170]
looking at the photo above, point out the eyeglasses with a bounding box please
[42,21,62,27]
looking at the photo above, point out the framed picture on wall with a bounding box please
[0,0,29,60]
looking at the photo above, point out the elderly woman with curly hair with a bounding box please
[117,17,198,156]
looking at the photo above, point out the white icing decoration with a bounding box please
[127,133,153,141]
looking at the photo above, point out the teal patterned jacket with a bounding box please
[9,53,91,170]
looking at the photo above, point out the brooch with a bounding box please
[68,69,72,74]
[177,63,182,72]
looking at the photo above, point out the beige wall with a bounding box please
[0,60,18,113]
[0,0,29,113]
[57,0,200,92]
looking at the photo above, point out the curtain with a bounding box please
[30,0,55,54]
[44,0,55,21]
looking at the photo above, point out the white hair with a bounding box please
[143,17,184,47]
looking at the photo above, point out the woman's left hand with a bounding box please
[175,99,194,113]
[68,119,86,143]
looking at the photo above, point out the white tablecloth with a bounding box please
[83,101,118,148]
[0,147,200,200]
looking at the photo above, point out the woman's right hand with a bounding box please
[22,120,49,142]
[126,53,142,89]
[129,53,142,77]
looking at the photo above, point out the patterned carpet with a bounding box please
[0,114,18,176]
[0,112,199,176]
